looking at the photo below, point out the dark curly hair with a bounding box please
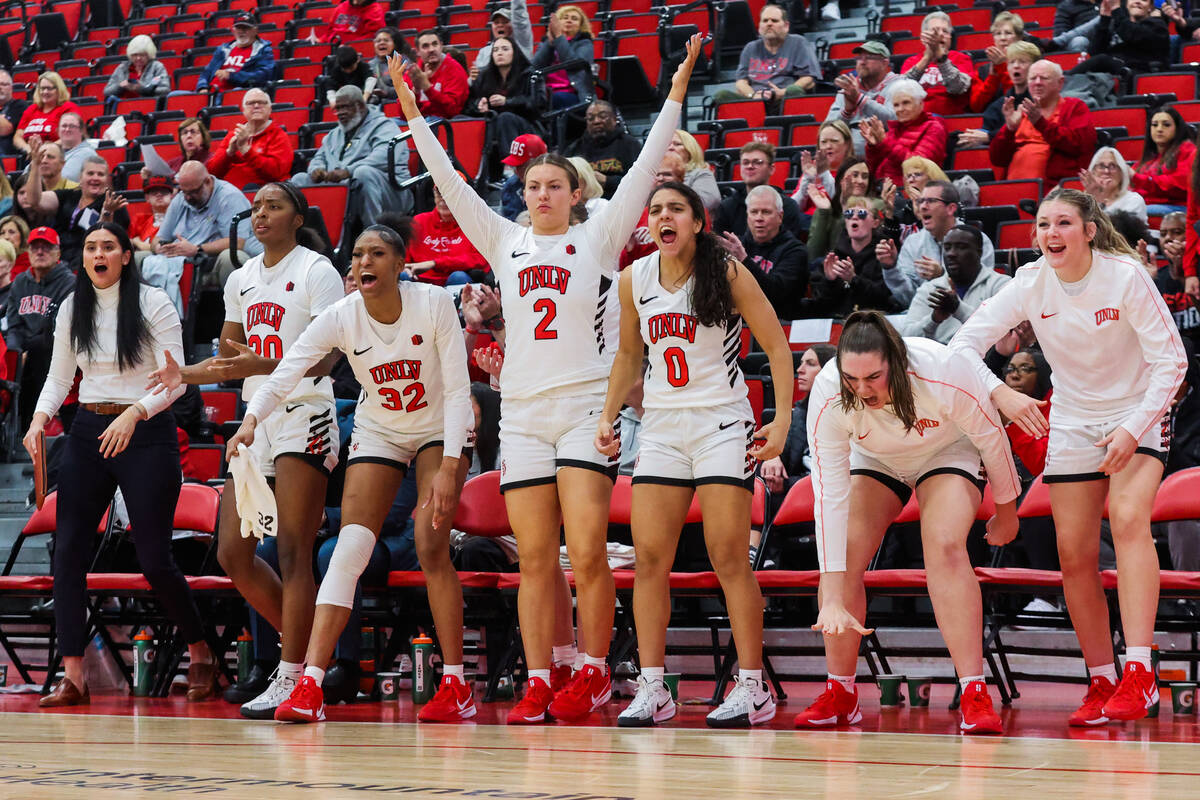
[648,181,734,328]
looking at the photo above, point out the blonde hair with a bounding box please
[555,5,592,36]
[672,129,708,172]
[0,239,14,263]
[992,11,1025,35]
[901,156,948,183]
[126,34,157,60]
[566,156,603,201]
[1007,41,1041,63]
[818,119,853,148]
[843,195,884,215]
[36,72,70,109]
[1040,188,1140,259]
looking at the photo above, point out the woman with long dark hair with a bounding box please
[147,181,343,720]
[798,311,1021,734]
[25,223,216,707]
[805,157,875,261]
[470,36,538,158]
[596,181,792,728]
[1131,106,1195,216]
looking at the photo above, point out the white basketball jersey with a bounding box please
[223,245,344,404]
[632,252,750,411]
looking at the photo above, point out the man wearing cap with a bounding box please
[6,226,73,430]
[826,41,901,155]
[196,14,276,95]
[499,133,547,221]
[472,0,534,81]
[130,176,175,251]
[57,111,97,183]
[715,4,822,112]
[563,100,641,199]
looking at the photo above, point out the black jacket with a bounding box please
[53,189,131,270]
[1055,0,1099,35]
[984,87,1031,135]
[811,228,904,317]
[740,228,810,320]
[562,129,642,199]
[1090,8,1170,71]
[468,66,539,121]
[6,263,74,354]
[714,185,803,241]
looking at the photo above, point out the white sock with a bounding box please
[528,668,551,685]
[828,673,855,691]
[304,665,325,684]
[1089,663,1119,684]
[551,643,578,666]
[443,664,464,681]
[959,675,985,691]
[278,660,302,680]
[573,653,586,671]
[1125,646,1152,670]
[740,668,763,686]
[641,666,665,683]
[583,654,607,673]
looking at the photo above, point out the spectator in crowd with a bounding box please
[894,155,947,228]
[472,1,535,79]
[1075,0,1169,75]
[563,101,642,199]
[990,60,1095,185]
[129,176,174,252]
[968,13,1028,113]
[530,5,596,108]
[325,46,374,106]
[498,133,546,221]
[1131,106,1195,215]
[1002,347,1052,475]
[758,344,836,494]
[1051,0,1101,52]
[0,215,29,278]
[145,161,261,296]
[861,79,947,188]
[102,35,170,110]
[901,223,1010,344]
[567,156,608,216]
[208,89,294,190]
[716,4,821,111]
[169,118,214,173]
[469,36,538,159]
[310,0,385,43]
[1081,146,1148,222]
[406,179,491,286]
[714,142,803,238]
[11,174,48,229]
[667,129,721,214]
[0,239,13,322]
[1154,211,1200,350]
[12,72,81,153]
[804,156,875,261]
[292,86,411,226]
[401,30,470,119]
[793,120,854,214]
[826,41,900,154]
[56,112,96,183]
[6,226,73,430]
[196,14,275,96]
[814,196,903,315]
[960,41,1040,145]
[36,142,77,192]
[899,11,974,116]
[366,28,412,105]
[718,185,810,319]
[0,172,11,218]
[0,70,28,156]
[879,181,995,305]
[27,148,130,269]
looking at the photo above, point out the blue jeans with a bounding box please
[1146,203,1186,216]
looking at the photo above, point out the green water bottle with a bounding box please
[132,630,154,697]
[1148,644,1161,718]
[412,634,436,704]
[236,630,254,684]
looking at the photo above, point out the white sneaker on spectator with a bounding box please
[821,2,842,20]
[241,668,297,720]
[706,676,775,728]
[618,676,676,727]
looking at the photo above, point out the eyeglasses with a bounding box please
[913,197,946,207]
[741,159,769,168]
[1003,364,1038,375]
[843,208,871,220]
[1092,162,1121,172]
[904,172,927,181]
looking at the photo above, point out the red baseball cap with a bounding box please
[28,227,60,246]
[502,134,548,167]
[144,175,175,193]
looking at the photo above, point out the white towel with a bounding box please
[227,443,278,539]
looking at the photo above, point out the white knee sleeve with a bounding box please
[315,524,376,610]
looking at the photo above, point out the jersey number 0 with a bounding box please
[663,346,689,388]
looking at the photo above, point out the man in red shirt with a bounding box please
[207,88,294,189]
[311,0,386,43]
[406,173,490,286]
[402,30,470,119]
[899,11,974,117]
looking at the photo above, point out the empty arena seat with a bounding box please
[452,470,510,537]
[1151,467,1200,522]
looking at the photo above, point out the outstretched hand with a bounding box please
[387,53,421,120]
[146,349,183,395]
[668,33,705,102]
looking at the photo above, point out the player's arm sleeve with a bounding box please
[33,300,78,419]
[1118,267,1189,441]
[408,116,517,268]
[432,290,474,459]
[245,308,341,421]
[941,350,1021,506]
[807,376,853,573]
[136,291,187,418]
[947,280,1027,395]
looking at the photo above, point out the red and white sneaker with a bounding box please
[417,675,477,723]
[793,680,862,728]
[550,663,573,693]
[958,681,1003,735]
[274,676,325,723]
[1069,676,1117,727]
[1102,662,1158,722]
[548,664,612,722]
[506,677,555,725]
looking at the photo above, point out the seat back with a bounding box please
[173,483,221,534]
[452,470,512,537]
[1017,475,1052,519]
[771,476,815,526]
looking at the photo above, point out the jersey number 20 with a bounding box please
[379,383,428,412]
[246,334,283,359]
[663,346,689,388]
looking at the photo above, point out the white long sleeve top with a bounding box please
[949,251,1187,440]
[806,337,1021,572]
[35,283,185,419]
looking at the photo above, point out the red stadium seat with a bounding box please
[788,122,821,147]
[771,476,815,526]
[299,184,349,248]
[452,470,511,537]
[716,99,766,128]
[1151,467,1200,522]
[1016,474,1052,519]
[1135,72,1198,102]
[723,127,782,148]
[950,146,999,176]
[996,219,1035,250]
[1092,106,1147,135]
[746,377,764,424]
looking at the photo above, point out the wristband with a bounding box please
[465,327,480,335]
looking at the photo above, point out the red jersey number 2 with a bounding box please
[533,298,558,340]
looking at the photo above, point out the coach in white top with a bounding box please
[949,188,1187,728]
[25,223,216,708]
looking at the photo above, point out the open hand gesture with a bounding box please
[387,53,421,120]
[1001,96,1022,130]
[807,183,832,211]
[669,33,705,101]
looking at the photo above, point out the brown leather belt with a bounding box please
[80,403,134,416]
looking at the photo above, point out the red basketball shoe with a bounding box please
[1069,676,1117,727]
[1102,662,1158,722]
[274,676,325,723]
[418,675,477,723]
[548,664,611,722]
[958,681,1003,735]
[793,680,862,728]
[506,676,555,725]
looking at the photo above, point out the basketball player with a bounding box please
[594,182,792,728]
[147,182,343,719]
[386,34,706,724]
[951,188,1187,726]
[798,311,1022,735]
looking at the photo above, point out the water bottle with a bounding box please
[132,630,154,697]
[236,630,254,685]
[211,338,220,357]
[359,626,377,697]
[411,634,436,704]
[1148,644,1161,718]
